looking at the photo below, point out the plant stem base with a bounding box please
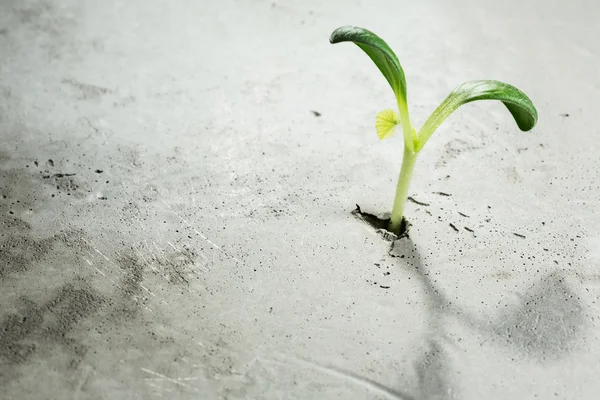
[388,148,418,234]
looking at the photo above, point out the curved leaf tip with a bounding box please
[417,80,538,150]
[455,80,538,131]
[329,25,363,44]
[328,25,408,105]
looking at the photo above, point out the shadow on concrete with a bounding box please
[389,235,587,398]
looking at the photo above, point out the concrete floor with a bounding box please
[1,0,599,399]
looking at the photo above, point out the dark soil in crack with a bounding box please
[351,204,410,240]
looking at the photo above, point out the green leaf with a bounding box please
[329,26,408,107]
[330,25,414,151]
[375,109,400,140]
[417,80,538,151]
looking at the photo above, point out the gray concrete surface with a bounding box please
[1,0,599,399]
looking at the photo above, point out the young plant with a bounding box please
[330,26,538,235]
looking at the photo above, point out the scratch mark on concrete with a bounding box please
[139,284,156,297]
[141,368,198,391]
[84,239,159,310]
[264,355,415,400]
[161,199,241,264]
[560,317,568,337]
[175,376,202,382]
[134,248,151,264]
[152,241,166,261]
[496,318,509,329]
[533,312,540,331]
[93,247,113,263]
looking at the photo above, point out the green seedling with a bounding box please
[330,26,538,235]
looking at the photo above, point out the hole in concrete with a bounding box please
[351,204,410,241]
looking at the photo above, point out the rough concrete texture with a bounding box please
[1,0,599,399]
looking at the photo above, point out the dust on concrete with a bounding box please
[122,244,200,289]
[0,156,55,278]
[116,145,146,169]
[160,247,197,286]
[141,183,160,203]
[0,209,108,385]
[435,138,481,168]
[0,280,105,384]
[0,231,55,276]
[492,271,585,361]
[62,79,113,101]
[112,252,145,317]
[2,163,88,207]
[0,150,160,384]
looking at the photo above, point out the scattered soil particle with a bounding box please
[94,169,103,173]
[383,272,390,276]
[458,212,469,217]
[98,196,107,200]
[47,159,54,167]
[407,196,430,206]
[141,184,160,203]
[380,285,390,289]
[46,174,82,195]
[310,110,321,117]
[560,113,569,117]
[433,191,451,197]
[449,223,459,232]
[464,227,474,233]
[513,233,526,239]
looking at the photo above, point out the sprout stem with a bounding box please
[389,147,419,234]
